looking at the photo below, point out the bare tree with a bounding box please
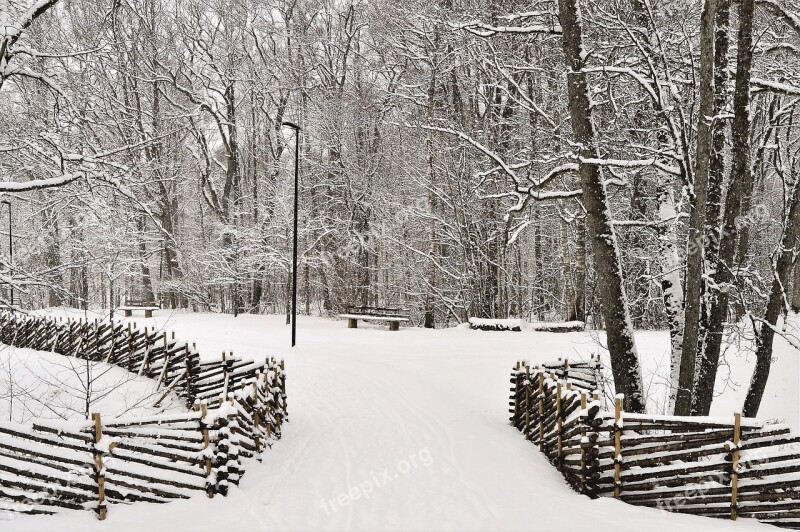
[556,0,644,412]
[793,260,800,313]
[675,0,718,416]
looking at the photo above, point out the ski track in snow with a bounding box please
[5,311,792,531]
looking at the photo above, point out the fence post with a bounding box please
[511,361,521,429]
[195,402,214,498]
[126,323,133,371]
[93,319,100,361]
[279,359,287,420]
[580,391,587,494]
[184,345,195,407]
[510,361,520,427]
[91,413,107,521]
[731,412,741,520]
[265,370,273,445]
[556,380,563,468]
[538,371,545,452]
[222,352,230,399]
[105,321,116,364]
[252,377,262,456]
[155,333,170,389]
[67,321,74,356]
[613,395,623,499]
[138,327,152,376]
[213,396,240,496]
[524,364,531,439]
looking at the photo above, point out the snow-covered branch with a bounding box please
[452,20,561,37]
[0,173,82,192]
[751,78,800,96]
[756,0,800,35]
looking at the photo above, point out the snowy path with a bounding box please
[6,312,784,531]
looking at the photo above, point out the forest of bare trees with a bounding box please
[2,0,800,415]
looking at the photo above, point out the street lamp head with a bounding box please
[281,121,300,130]
[1,200,9,206]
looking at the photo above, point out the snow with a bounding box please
[468,318,585,332]
[468,317,524,331]
[0,344,186,423]
[5,309,793,530]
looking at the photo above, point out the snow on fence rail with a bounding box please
[0,310,287,520]
[509,358,800,529]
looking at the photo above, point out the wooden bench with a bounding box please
[118,300,161,318]
[338,306,410,331]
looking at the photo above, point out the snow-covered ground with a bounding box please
[6,309,797,531]
[633,317,800,428]
[0,345,184,423]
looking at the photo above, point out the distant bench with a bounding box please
[117,300,161,318]
[338,306,410,331]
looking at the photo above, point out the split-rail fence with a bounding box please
[0,311,287,520]
[510,358,800,529]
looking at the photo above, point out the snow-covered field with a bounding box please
[0,345,184,423]
[6,309,798,531]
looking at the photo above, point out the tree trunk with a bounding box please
[557,0,645,412]
[793,259,800,313]
[733,96,777,320]
[743,174,800,416]
[41,200,62,307]
[285,267,291,325]
[423,48,438,329]
[160,198,181,308]
[321,265,333,315]
[655,180,685,413]
[561,216,576,322]
[575,219,587,323]
[704,0,730,278]
[693,0,753,415]
[534,215,545,319]
[136,216,155,304]
[698,0,731,354]
[675,0,718,416]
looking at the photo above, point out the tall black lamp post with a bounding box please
[282,121,300,347]
[1,199,12,307]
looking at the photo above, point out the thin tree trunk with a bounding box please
[557,0,645,412]
[675,0,718,416]
[561,216,576,322]
[575,219,587,323]
[655,180,685,413]
[41,200,62,307]
[109,277,114,322]
[285,267,291,325]
[534,216,544,319]
[136,216,155,304]
[423,47,438,329]
[734,96,777,320]
[792,259,800,313]
[743,175,800,416]
[693,0,753,415]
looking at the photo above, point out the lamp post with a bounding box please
[282,121,300,348]
[1,199,11,307]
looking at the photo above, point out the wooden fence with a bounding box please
[0,311,287,520]
[510,358,800,529]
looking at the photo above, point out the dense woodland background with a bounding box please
[1,0,800,415]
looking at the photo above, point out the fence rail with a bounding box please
[509,358,800,529]
[0,311,287,520]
